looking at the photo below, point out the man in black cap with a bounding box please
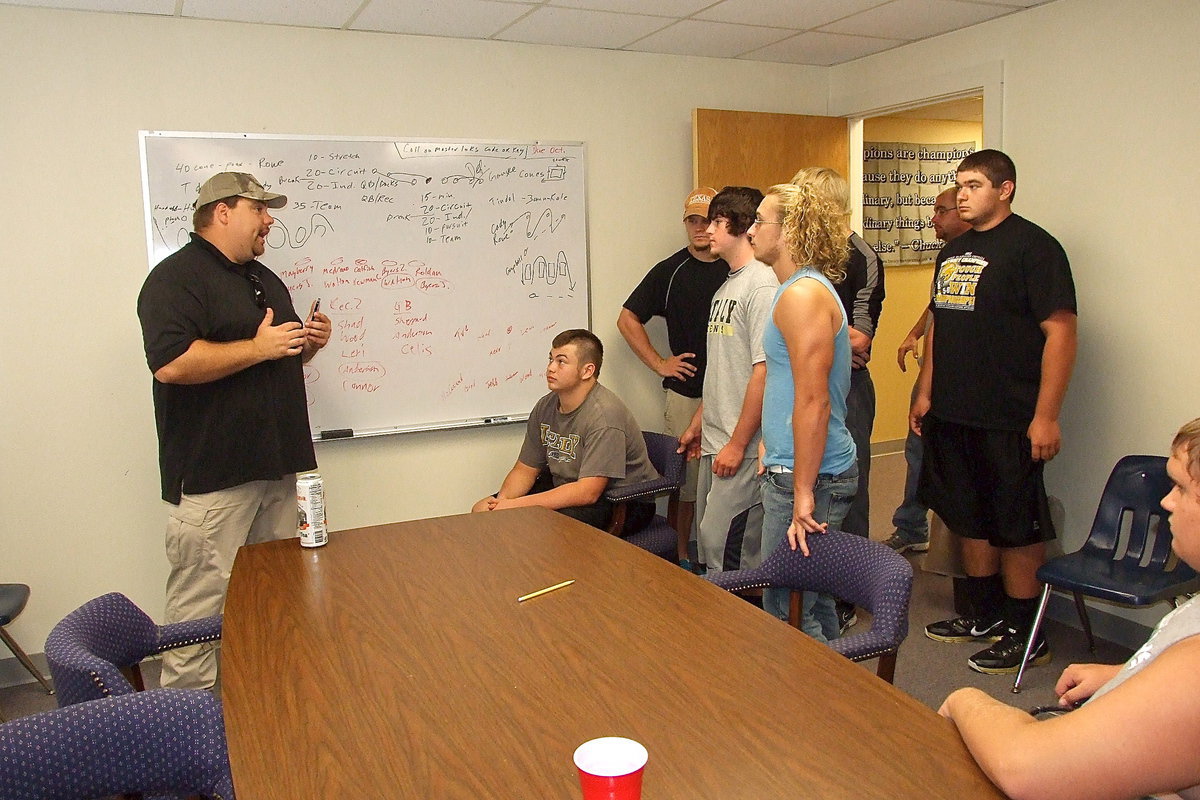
[138,171,332,690]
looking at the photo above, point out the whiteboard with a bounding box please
[139,131,590,439]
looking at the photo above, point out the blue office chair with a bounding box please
[707,531,913,683]
[0,688,234,799]
[45,592,222,707]
[1012,455,1200,692]
[605,431,688,562]
[0,584,54,694]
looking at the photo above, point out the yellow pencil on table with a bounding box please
[518,579,575,602]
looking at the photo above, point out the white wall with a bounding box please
[0,5,828,651]
[832,0,1200,625]
[5,0,1196,657]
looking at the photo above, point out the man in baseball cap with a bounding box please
[617,187,728,570]
[192,171,288,209]
[136,171,330,690]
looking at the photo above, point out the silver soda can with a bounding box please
[297,472,328,548]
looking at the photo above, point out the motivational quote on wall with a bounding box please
[862,141,976,266]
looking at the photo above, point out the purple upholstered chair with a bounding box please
[706,531,913,683]
[45,592,221,707]
[605,431,688,562]
[0,688,234,799]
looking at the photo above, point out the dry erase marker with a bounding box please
[307,298,321,325]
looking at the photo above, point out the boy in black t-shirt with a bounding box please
[909,150,1078,675]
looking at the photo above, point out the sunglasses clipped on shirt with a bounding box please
[245,269,267,309]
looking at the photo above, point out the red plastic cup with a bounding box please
[573,737,648,800]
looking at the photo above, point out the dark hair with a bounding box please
[957,149,1017,202]
[551,329,603,377]
[708,186,764,238]
[192,195,243,231]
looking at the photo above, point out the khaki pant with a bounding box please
[664,390,701,503]
[160,477,297,690]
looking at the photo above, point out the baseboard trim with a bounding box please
[871,438,906,457]
[0,652,52,691]
[1044,593,1155,652]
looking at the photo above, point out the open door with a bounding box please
[693,108,849,191]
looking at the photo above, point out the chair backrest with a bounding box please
[1082,454,1191,575]
[756,531,913,659]
[641,431,685,488]
[0,688,234,800]
[45,592,161,707]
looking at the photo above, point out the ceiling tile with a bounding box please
[696,0,890,30]
[2,0,173,13]
[547,0,712,16]
[496,6,671,49]
[352,0,535,38]
[181,0,362,28]
[626,18,790,59]
[742,29,901,66]
[819,0,1012,41]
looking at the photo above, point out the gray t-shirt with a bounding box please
[519,383,660,490]
[700,259,779,455]
[1090,594,1200,800]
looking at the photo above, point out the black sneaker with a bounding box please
[882,532,930,554]
[924,614,1006,643]
[838,607,859,635]
[968,629,1051,674]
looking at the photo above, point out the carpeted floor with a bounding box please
[0,450,1134,722]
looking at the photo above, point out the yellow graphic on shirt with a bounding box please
[540,424,581,462]
[934,253,987,311]
[707,296,737,336]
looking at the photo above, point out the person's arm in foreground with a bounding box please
[480,460,609,512]
[711,362,765,478]
[897,308,930,372]
[617,307,696,382]
[301,310,331,363]
[939,638,1200,800]
[155,308,307,384]
[1027,310,1077,462]
[775,281,835,554]
[909,318,934,436]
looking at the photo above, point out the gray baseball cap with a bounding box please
[194,172,287,210]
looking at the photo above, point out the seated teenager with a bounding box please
[939,416,1200,800]
[472,329,659,534]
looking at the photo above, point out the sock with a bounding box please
[1004,595,1042,636]
[965,574,1003,620]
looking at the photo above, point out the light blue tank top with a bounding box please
[762,267,856,474]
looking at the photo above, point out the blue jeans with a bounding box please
[889,422,930,542]
[760,466,858,642]
[890,382,929,542]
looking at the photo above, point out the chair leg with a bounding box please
[120,662,146,692]
[787,591,802,628]
[1011,584,1052,694]
[666,495,688,562]
[1072,591,1095,652]
[875,651,897,684]
[0,626,55,695]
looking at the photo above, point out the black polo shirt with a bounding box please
[622,247,728,398]
[138,233,316,504]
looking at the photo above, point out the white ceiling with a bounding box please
[5,0,1054,66]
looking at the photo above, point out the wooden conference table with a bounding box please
[223,506,1004,799]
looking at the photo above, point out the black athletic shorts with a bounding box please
[917,416,1055,548]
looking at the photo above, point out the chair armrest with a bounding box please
[604,477,679,504]
[156,615,222,654]
[705,568,770,593]
[829,630,900,663]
